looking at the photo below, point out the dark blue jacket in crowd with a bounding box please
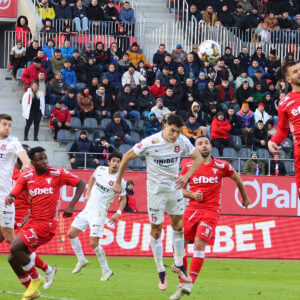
[144,112,161,137]
[104,119,130,138]
[55,3,72,19]
[72,5,88,19]
[69,137,95,159]
[105,71,121,89]
[182,61,200,80]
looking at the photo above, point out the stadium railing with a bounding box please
[166,0,189,23]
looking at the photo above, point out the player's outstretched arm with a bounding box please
[113,149,138,194]
[84,174,96,203]
[63,179,86,217]
[231,171,250,209]
[110,195,127,223]
[182,188,203,201]
[17,150,31,173]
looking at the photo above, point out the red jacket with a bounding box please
[210,116,232,140]
[51,106,71,123]
[21,64,47,86]
[149,84,165,98]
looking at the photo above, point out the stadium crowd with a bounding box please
[8,0,298,171]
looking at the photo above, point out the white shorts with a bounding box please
[147,189,185,225]
[0,198,15,229]
[71,210,106,237]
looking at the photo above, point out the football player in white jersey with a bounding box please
[113,115,202,290]
[0,114,30,244]
[68,151,126,281]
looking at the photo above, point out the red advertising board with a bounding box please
[0,0,18,18]
[0,213,299,259]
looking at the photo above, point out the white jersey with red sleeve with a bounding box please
[181,157,235,212]
[10,167,80,232]
[271,91,300,155]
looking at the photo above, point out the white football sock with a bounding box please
[150,236,165,273]
[30,252,36,264]
[94,245,109,271]
[172,230,184,266]
[70,237,85,262]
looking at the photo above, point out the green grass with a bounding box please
[0,255,299,300]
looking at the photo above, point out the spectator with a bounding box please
[226,105,240,135]
[183,53,200,81]
[116,52,131,75]
[158,54,177,75]
[77,87,95,122]
[144,112,161,137]
[216,77,239,112]
[221,47,235,69]
[237,0,251,13]
[188,4,202,22]
[36,0,56,24]
[81,44,95,63]
[266,49,281,79]
[9,40,26,80]
[69,49,87,83]
[232,5,247,28]
[157,66,171,87]
[105,64,121,90]
[202,5,218,26]
[21,57,47,90]
[127,42,146,68]
[174,65,187,85]
[36,49,52,78]
[94,42,109,73]
[244,151,265,175]
[218,4,234,27]
[60,39,74,60]
[40,18,56,34]
[104,111,133,147]
[251,120,267,150]
[201,80,219,112]
[87,76,100,96]
[253,83,265,106]
[266,82,280,100]
[121,63,146,89]
[124,180,138,212]
[236,80,254,108]
[254,102,269,125]
[137,86,156,119]
[85,58,101,83]
[236,71,254,89]
[182,77,200,111]
[189,101,207,135]
[107,42,122,65]
[25,40,41,65]
[264,12,278,30]
[162,87,179,114]
[100,75,116,97]
[266,154,286,176]
[55,0,72,21]
[266,119,276,139]
[182,115,202,145]
[278,11,293,30]
[94,136,115,166]
[276,79,290,99]
[61,60,77,89]
[171,44,187,64]
[210,111,233,155]
[196,72,207,96]
[251,47,267,69]
[230,58,244,80]
[50,99,71,140]
[87,0,105,33]
[151,98,170,122]
[247,7,262,28]
[207,68,220,85]
[191,44,203,68]
[72,0,89,33]
[104,0,120,23]
[117,84,140,121]
[214,58,234,83]
[263,92,278,124]
[69,130,99,169]
[42,39,56,59]
[238,46,251,69]
[253,70,267,92]
[22,81,45,141]
[113,24,130,51]
[153,44,168,67]
[48,71,68,105]
[237,102,254,145]
[120,1,136,24]
[93,85,112,122]
[149,78,165,98]
[37,71,48,97]
[51,49,66,75]
[15,16,30,47]
[62,88,79,118]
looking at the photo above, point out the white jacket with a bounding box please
[22,88,45,120]
[151,105,170,122]
[254,108,269,125]
[121,71,146,87]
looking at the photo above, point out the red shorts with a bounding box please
[294,154,300,199]
[19,221,55,252]
[183,207,219,244]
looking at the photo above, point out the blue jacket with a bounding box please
[119,8,136,23]
[42,59,52,75]
[62,94,78,111]
[60,46,74,60]
[105,71,121,89]
[104,119,130,138]
[72,5,88,19]
[183,61,200,80]
[61,68,76,87]
[69,138,94,159]
[197,79,207,96]
[247,65,266,78]
[144,112,161,137]
[42,44,56,59]
[55,3,72,19]
[237,110,255,128]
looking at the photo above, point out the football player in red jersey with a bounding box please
[268,61,300,198]
[5,147,86,300]
[169,136,250,300]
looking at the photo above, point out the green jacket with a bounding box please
[243,159,265,175]
[50,56,66,75]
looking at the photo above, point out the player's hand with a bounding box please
[113,182,122,195]
[175,175,188,190]
[242,195,250,209]
[21,162,31,173]
[5,195,15,207]
[110,213,120,224]
[268,141,281,155]
[63,206,74,218]
[192,190,203,201]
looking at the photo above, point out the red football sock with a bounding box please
[189,251,205,284]
[23,261,40,280]
[178,253,188,283]
[35,254,49,272]
[18,274,31,288]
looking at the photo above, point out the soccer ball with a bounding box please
[197,40,221,63]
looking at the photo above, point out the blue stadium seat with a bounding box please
[93,130,104,142]
[70,117,82,130]
[231,135,243,149]
[125,119,133,129]
[119,144,131,154]
[279,149,286,159]
[83,118,98,130]
[128,158,146,170]
[135,120,145,132]
[16,68,25,80]
[222,147,237,158]
[239,148,252,159]
[257,148,271,159]
[232,159,245,173]
[66,142,73,153]
[211,147,220,157]
[57,130,72,142]
[100,118,111,129]
[284,161,295,176]
[130,131,140,144]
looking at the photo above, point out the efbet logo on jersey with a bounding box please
[192,176,219,184]
[291,106,300,116]
[29,187,54,197]
[174,146,180,153]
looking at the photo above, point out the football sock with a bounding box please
[178,251,188,283]
[150,236,165,273]
[31,252,51,273]
[18,274,31,288]
[22,261,40,280]
[172,230,184,266]
[94,245,109,271]
[189,250,205,284]
[70,237,85,262]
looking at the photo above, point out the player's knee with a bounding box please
[172,224,183,232]
[90,239,98,249]
[151,226,162,239]
[67,229,77,240]
[194,238,206,251]
[9,242,18,256]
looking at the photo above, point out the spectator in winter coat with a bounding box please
[93,85,113,122]
[158,54,177,75]
[197,72,207,96]
[137,86,156,119]
[265,154,286,176]
[232,5,247,28]
[230,58,244,80]
[218,4,234,27]
[85,58,101,83]
[104,0,120,22]
[107,42,122,65]
[253,82,265,106]
[236,71,254,89]
[251,120,267,150]
[264,12,278,30]
[248,60,266,78]
[54,0,72,21]
[127,42,146,67]
[161,87,179,114]
[105,64,121,91]
[254,102,270,125]
[9,40,26,80]
[226,105,240,135]
[60,40,74,60]
[62,88,79,118]
[93,136,115,166]
[69,49,87,83]
[221,47,235,69]
[157,66,171,88]
[182,115,202,145]
[202,5,218,26]
[120,1,136,24]
[42,39,56,59]
[181,78,201,112]
[183,53,200,81]
[238,46,251,69]
[51,49,67,75]
[87,0,105,31]
[189,101,207,135]
[36,0,56,24]
[94,42,109,72]
[116,53,131,75]
[171,44,187,64]
[48,71,68,104]
[61,60,77,88]
[216,78,239,112]
[244,151,265,175]
[144,112,161,137]
[188,4,203,22]
[237,102,255,145]
[26,40,41,65]
[210,111,233,155]
[51,99,71,140]
[72,0,89,32]
[117,85,140,121]
[81,45,95,63]
[153,44,168,67]
[149,78,165,99]
[236,80,254,108]
[213,58,234,82]
[113,24,130,53]
[124,180,138,212]
[77,87,95,122]
[36,49,52,78]
[151,98,170,122]
[263,92,278,124]
[104,112,133,147]
[121,63,146,89]
[15,15,31,47]
[201,80,220,112]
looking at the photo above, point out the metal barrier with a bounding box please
[166,0,189,23]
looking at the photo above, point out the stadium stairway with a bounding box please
[0,69,70,169]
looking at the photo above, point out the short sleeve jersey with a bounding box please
[85,166,126,214]
[11,167,80,231]
[0,136,25,196]
[133,132,195,193]
[182,157,235,212]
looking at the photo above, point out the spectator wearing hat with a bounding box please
[50,99,71,140]
[251,120,267,150]
[191,44,203,68]
[221,47,235,69]
[294,14,300,31]
[207,68,220,85]
[266,49,281,80]
[93,85,113,122]
[210,111,233,156]
[151,98,170,122]
[69,49,87,83]
[187,4,203,22]
[263,92,278,124]
[226,105,240,136]
[121,63,146,90]
[237,102,255,145]
[69,130,99,169]
[201,80,220,112]
[266,82,279,100]
[196,71,207,96]
[218,4,234,27]
[61,60,76,89]
[171,44,187,64]
[183,53,200,81]
[113,24,130,51]
[104,112,133,147]
[54,0,72,21]
[62,88,79,118]
[94,136,115,166]
[36,0,56,24]
[189,101,207,134]
[254,102,270,125]
[137,86,156,119]
[9,40,26,80]
[202,5,218,26]
[216,77,239,112]
[81,44,95,63]
[72,0,89,32]
[60,39,74,60]
[94,42,109,73]
[25,40,41,66]
[124,180,138,212]
[153,44,168,67]
[244,151,265,175]
[238,46,251,69]
[127,42,146,68]
[182,114,203,145]
[247,7,262,28]
[40,18,56,36]
[77,87,95,122]
[144,112,161,137]
[253,69,268,92]
[51,49,67,75]
[265,154,286,176]
[104,0,120,24]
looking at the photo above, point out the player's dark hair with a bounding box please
[17,144,31,167]
[282,61,299,78]
[28,147,46,160]
[195,135,210,143]
[0,114,12,121]
[108,151,123,161]
[167,114,184,128]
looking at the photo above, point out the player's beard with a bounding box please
[201,151,210,158]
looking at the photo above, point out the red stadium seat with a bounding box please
[93,35,106,45]
[77,34,90,46]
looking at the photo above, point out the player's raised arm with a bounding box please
[230,171,250,209]
[17,150,31,173]
[84,174,96,203]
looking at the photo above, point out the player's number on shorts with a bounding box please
[151,213,157,223]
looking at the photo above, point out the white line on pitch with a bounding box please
[0,290,75,300]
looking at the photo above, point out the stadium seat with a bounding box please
[44,104,53,117]
[239,148,252,159]
[257,148,271,159]
[222,147,237,158]
[16,68,25,80]
[284,161,295,176]
[70,117,82,130]
[231,135,243,149]
[119,144,131,154]
[128,158,146,170]
[57,130,72,142]
[125,119,133,129]
[93,130,104,142]
[211,147,220,157]
[101,118,111,129]
[77,34,90,45]
[279,149,286,159]
[93,35,106,45]
[135,120,145,132]
[66,141,73,153]
[130,131,140,143]
[75,130,89,140]
[83,118,98,130]
[232,159,245,173]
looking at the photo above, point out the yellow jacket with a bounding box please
[36,5,56,20]
[182,125,201,138]
[126,49,146,67]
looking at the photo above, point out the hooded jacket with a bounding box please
[182,119,202,139]
[144,112,161,137]
[21,64,47,85]
[60,46,74,60]
[237,108,255,128]
[15,16,30,47]
[210,115,232,140]
[127,46,146,67]
[22,88,45,119]
[51,105,71,123]
[61,67,76,87]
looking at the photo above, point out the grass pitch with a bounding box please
[0,255,299,300]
